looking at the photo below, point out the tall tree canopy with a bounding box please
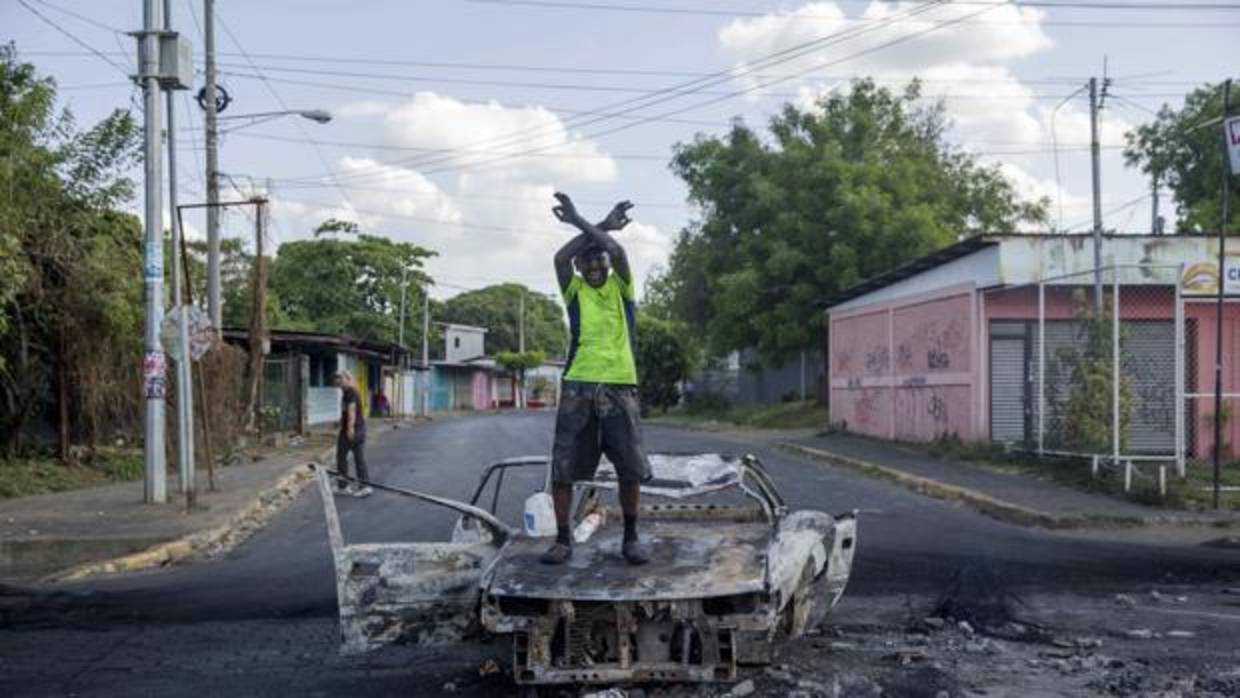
[655,79,1047,365]
[1124,79,1240,234]
[437,283,568,358]
[267,221,435,345]
[0,45,143,454]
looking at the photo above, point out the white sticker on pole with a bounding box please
[1228,115,1240,175]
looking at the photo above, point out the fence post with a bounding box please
[1113,270,1121,466]
[1037,281,1046,456]
[1174,263,1186,477]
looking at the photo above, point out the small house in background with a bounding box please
[222,328,413,432]
[430,323,493,412]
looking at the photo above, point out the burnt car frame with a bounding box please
[313,453,857,688]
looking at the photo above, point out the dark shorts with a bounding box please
[552,381,651,484]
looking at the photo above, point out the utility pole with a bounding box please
[203,0,222,333]
[1089,75,1110,314]
[1213,78,1233,510]
[245,197,269,433]
[398,266,408,416]
[140,0,166,504]
[1151,172,1162,235]
[421,289,430,417]
[165,0,194,508]
[517,291,526,409]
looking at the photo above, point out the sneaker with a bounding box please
[334,480,350,494]
[350,485,373,498]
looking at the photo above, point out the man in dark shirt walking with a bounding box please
[334,369,372,498]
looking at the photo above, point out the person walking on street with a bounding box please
[334,369,372,498]
[541,192,650,566]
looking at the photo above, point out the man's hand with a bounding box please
[598,200,634,232]
[552,192,581,225]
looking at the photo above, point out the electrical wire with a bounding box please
[406,1,1004,182]
[17,0,132,77]
[283,1,951,186]
[467,0,1240,13]
[214,9,358,212]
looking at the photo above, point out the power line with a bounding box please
[213,9,357,213]
[285,2,951,186]
[408,1,1002,182]
[16,0,132,78]
[209,62,1190,100]
[27,0,127,34]
[468,0,1240,13]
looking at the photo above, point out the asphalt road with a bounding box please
[4,412,1240,697]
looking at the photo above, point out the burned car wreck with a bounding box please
[313,453,857,688]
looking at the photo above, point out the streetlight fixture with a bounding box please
[217,109,333,132]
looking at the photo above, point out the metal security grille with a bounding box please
[983,265,1188,494]
[989,325,1028,445]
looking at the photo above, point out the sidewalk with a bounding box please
[781,433,1240,530]
[0,420,405,583]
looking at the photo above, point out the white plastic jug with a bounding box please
[523,492,556,537]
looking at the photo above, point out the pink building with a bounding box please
[826,234,1240,461]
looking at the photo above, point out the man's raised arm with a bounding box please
[552,192,634,284]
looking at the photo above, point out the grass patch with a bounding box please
[916,435,1240,511]
[0,449,144,499]
[651,400,830,431]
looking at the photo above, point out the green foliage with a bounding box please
[1051,290,1135,454]
[495,350,546,372]
[634,315,691,413]
[268,224,435,344]
[438,284,568,357]
[660,79,1047,366]
[0,45,143,455]
[1124,79,1240,233]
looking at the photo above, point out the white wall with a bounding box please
[445,326,487,363]
[307,386,340,425]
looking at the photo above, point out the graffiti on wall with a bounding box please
[894,386,969,440]
[893,295,969,375]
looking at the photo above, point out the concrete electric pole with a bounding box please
[140,0,166,504]
[203,0,222,334]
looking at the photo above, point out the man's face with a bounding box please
[333,374,344,388]
[576,250,610,288]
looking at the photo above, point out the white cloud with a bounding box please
[377,92,618,184]
[263,95,666,301]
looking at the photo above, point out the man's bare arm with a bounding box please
[553,193,633,283]
[345,402,356,441]
[553,232,593,291]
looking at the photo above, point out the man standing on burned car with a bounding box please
[541,192,651,566]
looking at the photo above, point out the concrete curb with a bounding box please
[776,442,1240,531]
[44,443,332,583]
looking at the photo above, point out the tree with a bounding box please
[0,44,143,456]
[496,350,546,409]
[634,315,691,414]
[1124,80,1240,234]
[662,79,1047,366]
[268,222,435,344]
[438,283,568,357]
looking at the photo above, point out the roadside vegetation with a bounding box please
[921,434,1240,511]
[0,449,143,499]
[651,399,829,431]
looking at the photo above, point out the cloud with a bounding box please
[264,95,667,300]
[376,92,618,184]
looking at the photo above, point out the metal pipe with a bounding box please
[1175,263,1186,477]
[141,0,166,503]
[1213,78,1233,510]
[165,0,194,507]
[1037,281,1045,456]
[1113,271,1121,465]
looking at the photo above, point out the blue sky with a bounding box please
[5,1,1237,299]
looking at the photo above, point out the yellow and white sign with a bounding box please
[1182,254,1240,295]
